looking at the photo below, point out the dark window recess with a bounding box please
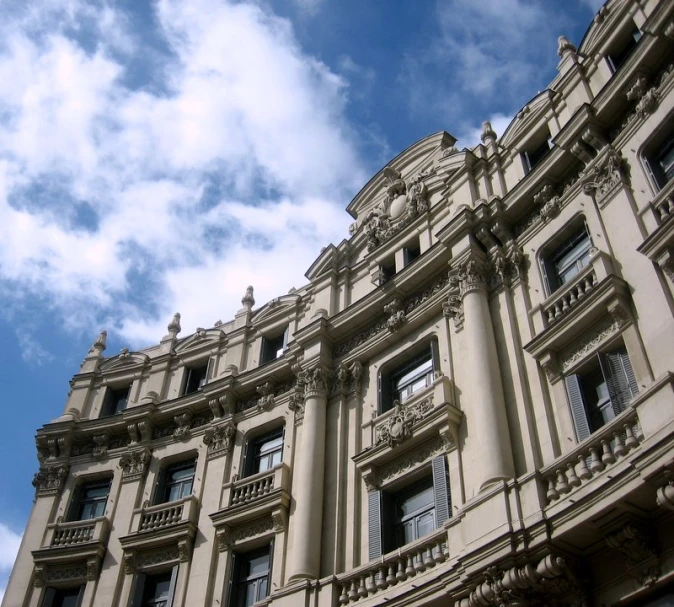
[260,326,289,364]
[102,385,130,416]
[541,225,592,294]
[644,129,674,191]
[70,479,110,521]
[368,456,450,560]
[379,342,439,414]
[229,545,273,607]
[607,28,642,73]
[565,346,639,443]
[42,586,85,607]
[245,428,284,477]
[183,364,208,395]
[130,566,178,607]
[403,244,421,267]
[522,137,552,173]
[379,260,396,283]
[157,460,196,504]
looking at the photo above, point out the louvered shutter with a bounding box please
[42,588,56,607]
[565,374,591,442]
[432,455,451,527]
[165,565,179,607]
[619,349,639,399]
[368,490,383,560]
[378,370,391,415]
[130,573,147,607]
[266,538,275,600]
[600,349,639,415]
[225,552,238,607]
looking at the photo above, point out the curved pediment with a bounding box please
[346,131,456,224]
[578,0,630,57]
[500,90,554,149]
[305,243,344,281]
[251,294,301,326]
[98,350,150,372]
[174,329,226,356]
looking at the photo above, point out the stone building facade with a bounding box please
[4,0,674,605]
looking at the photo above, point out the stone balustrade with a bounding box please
[337,529,448,604]
[543,410,643,505]
[653,194,674,224]
[229,464,288,507]
[45,517,109,548]
[133,495,199,533]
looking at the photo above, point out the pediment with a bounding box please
[99,351,150,372]
[251,294,301,326]
[500,90,554,149]
[577,0,631,57]
[346,131,456,225]
[174,329,226,355]
[305,242,349,281]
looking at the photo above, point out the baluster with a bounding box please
[561,295,570,314]
[432,542,444,564]
[554,303,562,318]
[358,575,368,598]
[423,547,434,568]
[547,309,555,323]
[376,567,387,590]
[386,564,396,585]
[591,272,598,287]
[396,558,406,582]
[567,462,581,488]
[589,447,604,474]
[366,572,377,595]
[414,550,425,573]
[624,424,638,449]
[405,555,415,577]
[339,584,349,605]
[569,288,578,306]
[555,469,569,495]
[613,432,626,458]
[546,478,559,501]
[347,580,358,601]
[601,439,615,465]
[585,276,593,292]
[577,455,591,481]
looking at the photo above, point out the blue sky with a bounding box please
[0,0,603,597]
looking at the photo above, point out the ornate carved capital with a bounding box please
[119,447,151,482]
[303,365,329,398]
[450,258,488,298]
[606,523,660,587]
[582,146,629,204]
[203,421,236,458]
[32,463,69,497]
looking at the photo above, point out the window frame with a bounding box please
[41,585,85,607]
[228,544,273,607]
[540,222,593,295]
[522,131,552,174]
[643,118,674,192]
[155,459,196,505]
[606,26,642,74]
[68,478,111,522]
[101,385,130,417]
[182,362,209,396]
[260,326,289,365]
[244,428,284,478]
[130,565,179,607]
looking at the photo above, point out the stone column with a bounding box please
[452,255,515,490]
[288,366,328,581]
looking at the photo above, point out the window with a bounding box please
[42,586,84,607]
[379,342,439,414]
[541,225,593,294]
[229,546,272,607]
[368,456,450,560]
[130,567,178,607]
[69,479,110,521]
[522,133,552,173]
[156,460,196,504]
[403,243,421,267]
[182,363,208,396]
[644,124,674,191]
[245,428,283,477]
[101,385,129,417]
[565,345,639,442]
[260,326,289,364]
[379,260,396,283]
[606,27,642,73]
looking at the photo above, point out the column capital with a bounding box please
[449,252,490,298]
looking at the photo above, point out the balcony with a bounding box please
[337,528,448,605]
[119,495,198,562]
[32,517,109,583]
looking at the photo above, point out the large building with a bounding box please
[5,0,674,605]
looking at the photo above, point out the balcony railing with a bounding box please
[542,409,643,506]
[132,495,199,534]
[45,517,109,548]
[229,464,289,507]
[337,528,448,604]
[532,250,616,334]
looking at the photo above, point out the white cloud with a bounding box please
[16,333,54,366]
[456,113,514,149]
[0,0,367,347]
[0,522,22,602]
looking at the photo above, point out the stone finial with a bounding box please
[167,312,181,338]
[481,121,497,144]
[557,35,577,58]
[241,285,255,308]
[88,331,107,356]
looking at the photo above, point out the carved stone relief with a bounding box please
[32,464,69,497]
[203,421,236,458]
[173,412,192,441]
[606,523,659,587]
[374,398,434,448]
[119,447,151,482]
[582,146,629,204]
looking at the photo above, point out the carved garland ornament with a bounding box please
[582,146,629,204]
[374,398,434,448]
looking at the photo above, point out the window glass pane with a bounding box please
[258,578,268,600]
[53,587,82,607]
[398,485,434,517]
[259,436,283,454]
[394,357,432,388]
[247,553,270,576]
[416,510,435,538]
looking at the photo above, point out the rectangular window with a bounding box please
[644,127,674,191]
[157,460,196,504]
[541,225,592,294]
[403,243,421,267]
[379,259,396,283]
[230,546,272,607]
[260,326,289,364]
[522,135,552,173]
[246,428,284,477]
[368,456,450,560]
[183,364,208,396]
[42,586,84,607]
[606,27,642,73]
[565,346,639,443]
[70,479,110,521]
[101,385,130,417]
[130,566,178,607]
[379,342,439,414]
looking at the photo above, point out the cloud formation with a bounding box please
[0,0,366,347]
[0,522,22,603]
